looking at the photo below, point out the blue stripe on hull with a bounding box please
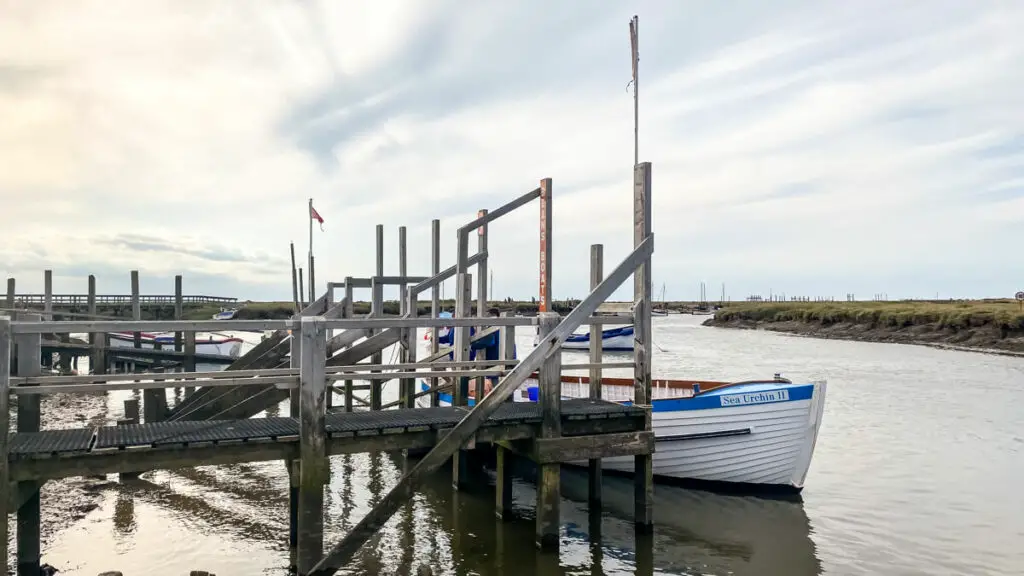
[419,381,814,412]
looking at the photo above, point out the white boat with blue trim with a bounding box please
[417,368,826,491]
[560,325,635,351]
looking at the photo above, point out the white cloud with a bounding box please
[1,0,1022,302]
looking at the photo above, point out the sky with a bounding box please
[2,0,1023,303]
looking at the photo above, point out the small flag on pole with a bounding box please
[310,203,324,231]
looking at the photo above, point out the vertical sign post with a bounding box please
[538,178,552,312]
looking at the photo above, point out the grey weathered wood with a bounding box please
[495,444,513,520]
[291,242,300,313]
[5,278,13,310]
[298,267,305,310]
[290,316,301,418]
[15,312,41,576]
[119,398,141,481]
[184,330,197,372]
[298,316,328,573]
[633,161,654,531]
[474,210,488,403]
[174,275,183,354]
[430,219,441,407]
[588,243,604,505]
[536,312,561,551]
[409,251,486,296]
[499,314,515,404]
[87,275,106,375]
[453,273,472,407]
[539,178,552,312]
[369,277,383,411]
[325,328,401,368]
[43,270,52,322]
[130,270,141,347]
[305,229,654,575]
[9,315,544,335]
[402,289,417,409]
[456,187,541,234]
[533,431,653,463]
[343,279,354,412]
[0,315,11,571]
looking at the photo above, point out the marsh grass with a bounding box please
[714,300,1024,331]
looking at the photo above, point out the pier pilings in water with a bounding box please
[0,162,657,576]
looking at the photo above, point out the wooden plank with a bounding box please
[369,276,383,411]
[306,226,654,575]
[325,328,401,368]
[533,431,653,463]
[344,280,354,413]
[408,250,486,296]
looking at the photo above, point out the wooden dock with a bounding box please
[1,162,657,576]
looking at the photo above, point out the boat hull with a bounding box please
[416,378,826,490]
[109,332,243,358]
[559,325,635,351]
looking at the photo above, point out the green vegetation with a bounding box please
[713,299,1024,331]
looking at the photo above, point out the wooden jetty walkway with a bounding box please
[1,163,657,576]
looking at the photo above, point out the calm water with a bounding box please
[26,315,1024,575]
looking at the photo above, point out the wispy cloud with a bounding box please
[1,0,1022,300]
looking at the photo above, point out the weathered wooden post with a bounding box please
[452,272,472,489]
[291,242,301,313]
[183,330,197,374]
[343,279,354,413]
[535,311,562,551]
[4,278,13,310]
[174,275,183,355]
[87,275,107,376]
[398,226,415,408]
[475,209,488,401]
[495,315,516,520]
[370,225,384,411]
[429,219,441,407]
[43,270,52,321]
[538,178,552,313]
[119,399,140,481]
[588,244,604,505]
[633,162,654,531]
[297,316,328,574]
[15,312,42,576]
[288,314,302,561]
[369,277,383,411]
[0,315,11,572]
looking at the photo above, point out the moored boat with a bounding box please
[559,325,635,351]
[109,331,244,358]
[417,373,826,491]
[212,308,238,320]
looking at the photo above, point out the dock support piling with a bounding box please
[343,279,354,413]
[297,316,328,574]
[87,276,106,376]
[538,178,552,313]
[495,444,513,520]
[429,219,440,408]
[398,226,415,409]
[475,209,488,401]
[588,244,604,506]
[633,162,654,532]
[0,315,11,573]
[118,399,140,481]
[174,275,183,355]
[15,312,41,576]
[288,315,302,561]
[369,277,383,411]
[452,272,472,489]
[536,312,562,551]
[5,278,13,311]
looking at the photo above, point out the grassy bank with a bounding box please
[703,300,1024,354]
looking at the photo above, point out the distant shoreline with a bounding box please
[701,300,1024,356]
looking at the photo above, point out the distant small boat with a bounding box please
[109,332,244,358]
[651,308,669,317]
[212,308,238,320]
[560,325,634,352]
